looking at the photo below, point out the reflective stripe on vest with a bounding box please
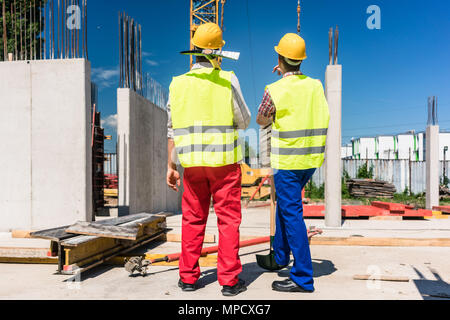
[169,68,243,168]
[267,75,330,170]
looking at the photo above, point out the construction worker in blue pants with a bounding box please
[273,168,316,292]
[257,33,330,293]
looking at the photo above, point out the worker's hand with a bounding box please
[167,168,181,192]
[272,65,283,76]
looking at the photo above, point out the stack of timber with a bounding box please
[440,186,450,199]
[347,179,396,198]
[30,213,168,275]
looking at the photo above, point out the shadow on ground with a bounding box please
[412,267,450,300]
[197,261,268,289]
[277,259,337,278]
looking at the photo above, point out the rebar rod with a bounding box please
[124,15,129,88]
[81,0,84,58]
[1,0,7,60]
[84,0,87,59]
[29,0,32,59]
[65,0,68,57]
[334,26,339,65]
[52,0,55,58]
[119,12,122,87]
[57,0,60,58]
[39,0,42,59]
[139,24,142,94]
[13,1,17,60]
[34,0,36,59]
[19,0,23,60]
[49,0,52,58]
[41,0,44,59]
[24,0,27,59]
[71,0,74,58]
[74,0,77,58]
[31,0,34,59]
[76,0,79,58]
[328,27,332,65]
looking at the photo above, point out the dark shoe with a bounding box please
[222,279,247,297]
[178,279,197,292]
[272,279,314,293]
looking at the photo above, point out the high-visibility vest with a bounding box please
[169,68,243,168]
[267,75,330,170]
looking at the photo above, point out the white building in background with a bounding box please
[349,131,450,161]
[439,132,450,161]
[352,137,377,160]
[376,135,396,160]
[341,144,353,159]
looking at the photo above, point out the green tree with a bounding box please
[1,0,46,61]
[357,163,374,179]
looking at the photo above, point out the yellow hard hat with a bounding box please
[275,33,307,60]
[192,23,226,49]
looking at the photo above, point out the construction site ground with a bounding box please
[0,207,449,300]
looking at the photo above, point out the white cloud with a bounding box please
[142,51,153,58]
[101,114,118,129]
[145,59,159,67]
[92,67,120,88]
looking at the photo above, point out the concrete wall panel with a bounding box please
[0,59,92,231]
[0,62,32,230]
[118,89,182,216]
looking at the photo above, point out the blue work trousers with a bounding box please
[273,168,316,291]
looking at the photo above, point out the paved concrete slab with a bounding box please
[0,244,448,300]
[0,207,449,300]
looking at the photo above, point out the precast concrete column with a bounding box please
[324,65,342,228]
[426,125,439,209]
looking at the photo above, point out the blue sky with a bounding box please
[86,0,450,153]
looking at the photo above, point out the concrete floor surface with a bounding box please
[0,207,449,300]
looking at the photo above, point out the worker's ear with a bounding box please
[277,55,284,72]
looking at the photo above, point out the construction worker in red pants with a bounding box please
[257,34,330,293]
[166,23,251,297]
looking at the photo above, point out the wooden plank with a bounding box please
[31,213,157,241]
[0,247,51,258]
[62,217,166,265]
[0,257,58,264]
[66,222,139,240]
[166,233,216,243]
[311,237,450,247]
[240,235,265,241]
[433,206,450,214]
[11,230,37,239]
[62,231,167,274]
[369,216,403,221]
[353,274,410,282]
[62,214,166,247]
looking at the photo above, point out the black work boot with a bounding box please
[221,279,247,297]
[272,279,314,293]
[178,279,197,292]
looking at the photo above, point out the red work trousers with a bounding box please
[179,163,242,287]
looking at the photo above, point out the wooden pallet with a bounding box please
[30,213,168,274]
